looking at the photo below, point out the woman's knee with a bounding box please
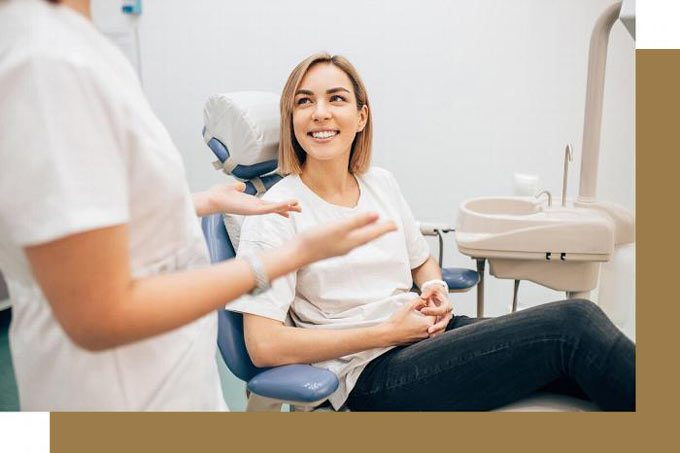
[549,299,613,335]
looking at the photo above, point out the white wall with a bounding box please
[92,0,635,410]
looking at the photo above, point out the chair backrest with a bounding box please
[201,213,266,382]
[202,91,282,192]
[201,91,283,383]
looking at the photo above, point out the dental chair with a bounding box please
[201,91,595,412]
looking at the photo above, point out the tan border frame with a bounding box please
[50,49,677,452]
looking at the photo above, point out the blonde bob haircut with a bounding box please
[278,52,373,175]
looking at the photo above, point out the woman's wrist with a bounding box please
[371,323,393,348]
[421,279,449,294]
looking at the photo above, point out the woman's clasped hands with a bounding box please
[419,284,454,338]
[381,286,453,346]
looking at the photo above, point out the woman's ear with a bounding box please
[357,105,368,132]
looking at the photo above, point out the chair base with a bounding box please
[246,393,329,412]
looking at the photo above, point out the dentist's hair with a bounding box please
[278,52,373,175]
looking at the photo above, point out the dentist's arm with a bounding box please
[25,212,395,352]
[244,298,434,368]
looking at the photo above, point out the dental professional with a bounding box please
[0,0,394,411]
[228,53,636,411]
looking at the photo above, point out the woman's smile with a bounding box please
[308,129,340,142]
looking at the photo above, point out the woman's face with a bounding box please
[292,63,368,166]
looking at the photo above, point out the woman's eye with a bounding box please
[296,97,311,105]
[330,95,346,102]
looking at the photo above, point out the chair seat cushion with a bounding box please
[493,392,597,411]
[442,268,480,291]
[313,393,597,412]
[247,364,339,403]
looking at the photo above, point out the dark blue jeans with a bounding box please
[346,299,635,411]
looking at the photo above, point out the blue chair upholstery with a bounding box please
[204,129,278,181]
[443,267,480,291]
[201,213,339,407]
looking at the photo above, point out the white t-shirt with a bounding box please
[0,0,225,411]
[227,167,431,409]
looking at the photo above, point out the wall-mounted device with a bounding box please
[121,0,142,16]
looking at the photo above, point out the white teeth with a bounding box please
[311,130,338,139]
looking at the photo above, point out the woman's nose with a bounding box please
[312,101,331,121]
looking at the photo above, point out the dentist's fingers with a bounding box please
[339,211,380,231]
[329,212,396,249]
[346,220,397,247]
[298,212,396,262]
[267,199,302,217]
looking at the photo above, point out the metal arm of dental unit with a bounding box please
[578,1,623,205]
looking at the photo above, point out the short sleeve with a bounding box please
[225,213,297,322]
[0,56,129,246]
[385,171,431,269]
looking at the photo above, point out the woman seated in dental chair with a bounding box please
[227,53,635,411]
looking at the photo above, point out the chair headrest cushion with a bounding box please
[203,91,281,176]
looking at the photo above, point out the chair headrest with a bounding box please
[203,91,281,180]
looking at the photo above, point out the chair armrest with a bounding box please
[417,221,454,236]
[247,364,339,403]
[442,268,480,292]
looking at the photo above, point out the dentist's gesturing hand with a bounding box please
[296,212,397,263]
[193,181,302,217]
[419,286,454,338]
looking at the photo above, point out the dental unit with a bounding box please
[455,1,635,316]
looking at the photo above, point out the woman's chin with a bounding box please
[304,147,350,163]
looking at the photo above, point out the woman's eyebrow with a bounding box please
[295,89,314,96]
[295,87,351,96]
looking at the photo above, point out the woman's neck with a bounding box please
[61,0,92,20]
[300,157,360,207]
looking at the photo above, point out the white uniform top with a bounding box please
[0,0,225,411]
[228,167,430,410]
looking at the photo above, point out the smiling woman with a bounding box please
[225,52,636,412]
[279,53,372,175]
